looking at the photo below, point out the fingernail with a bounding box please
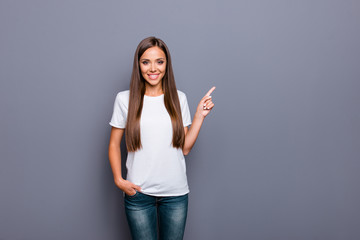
[203,104,206,107]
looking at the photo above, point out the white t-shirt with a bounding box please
[109,90,192,196]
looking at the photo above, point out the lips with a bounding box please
[148,74,160,80]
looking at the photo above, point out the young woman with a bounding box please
[108,36,215,240]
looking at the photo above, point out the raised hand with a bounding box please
[196,86,216,118]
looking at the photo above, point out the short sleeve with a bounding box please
[109,92,128,129]
[180,92,192,127]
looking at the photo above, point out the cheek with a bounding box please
[160,64,166,73]
[139,65,147,73]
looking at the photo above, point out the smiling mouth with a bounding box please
[148,74,160,80]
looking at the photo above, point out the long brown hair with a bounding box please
[125,36,185,152]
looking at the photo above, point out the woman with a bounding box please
[108,36,215,240]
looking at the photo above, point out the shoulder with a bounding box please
[116,90,130,100]
[116,90,130,98]
[115,90,130,106]
[176,90,190,109]
[176,90,188,101]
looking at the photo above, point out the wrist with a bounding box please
[194,111,205,121]
[114,177,125,185]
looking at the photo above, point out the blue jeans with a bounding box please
[124,191,188,240]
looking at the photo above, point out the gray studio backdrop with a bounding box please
[1,0,359,239]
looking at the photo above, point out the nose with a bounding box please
[150,63,156,72]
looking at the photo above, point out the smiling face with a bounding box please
[139,46,167,91]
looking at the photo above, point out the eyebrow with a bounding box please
[140,58,166,61]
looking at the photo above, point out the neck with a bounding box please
[144,84,163,96]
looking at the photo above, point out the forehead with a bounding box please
[140,46,166,59]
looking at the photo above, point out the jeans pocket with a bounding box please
[125,190,139,199]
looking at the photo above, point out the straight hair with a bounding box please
[125,37,185,152]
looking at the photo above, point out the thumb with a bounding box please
[133,184,142,192]
[201,95,212,103]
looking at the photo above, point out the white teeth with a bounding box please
[149,74,159,80]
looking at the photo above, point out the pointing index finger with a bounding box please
[205,86,216,96]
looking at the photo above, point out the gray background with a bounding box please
[1,0,359,239]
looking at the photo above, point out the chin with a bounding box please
[145,79,162,87]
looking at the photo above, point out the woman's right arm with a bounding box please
[108,127,141,196]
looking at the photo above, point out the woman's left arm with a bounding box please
[183,87,216,155]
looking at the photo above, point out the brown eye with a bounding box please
[158,60,164,64]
